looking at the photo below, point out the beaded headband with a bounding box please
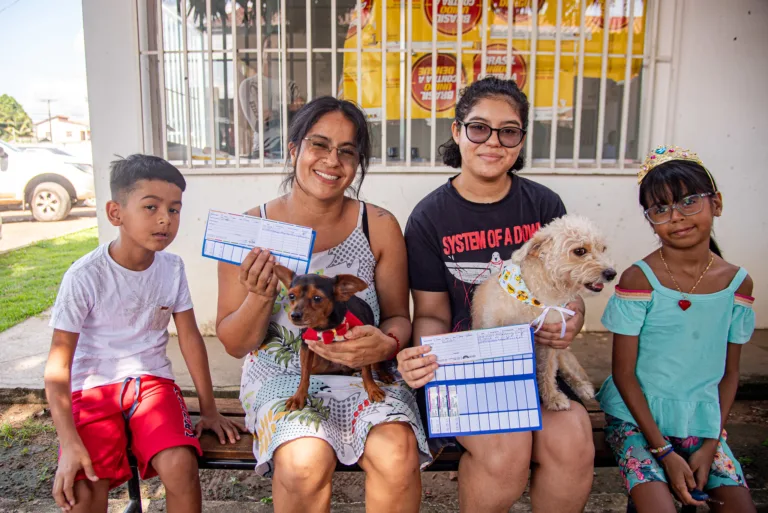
[638,145,715,189]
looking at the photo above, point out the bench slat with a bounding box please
[187,409,608,431]
[185,396,616,471]
[186,397,245,416]
[185,397,605,417]
[195,431,615,469]
[190,412,616,469]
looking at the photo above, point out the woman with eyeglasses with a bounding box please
[595,147,756,513]
[398,77,594,513]
[217,96,430,513]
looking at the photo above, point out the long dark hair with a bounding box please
[639,160,722,257]
[438,76,529,172]
[281,96,372,197]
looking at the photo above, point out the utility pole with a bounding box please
[40,98,56,142]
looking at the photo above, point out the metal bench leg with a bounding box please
[121,377,143,513]
[121,462,142,513]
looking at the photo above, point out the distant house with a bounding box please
[34,116,91,143]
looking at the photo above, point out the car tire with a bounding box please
[31,182,72,222]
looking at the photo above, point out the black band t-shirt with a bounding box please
[405,175,567,333]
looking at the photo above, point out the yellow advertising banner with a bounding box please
[341,0,646,121]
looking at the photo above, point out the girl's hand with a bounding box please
[660,451,707,507]
[688,440,718,491]
[534,301,584,349]
[306,325,396,368]
[239,248,280,298]
[397,345,438,389]
[53,441,99,511]
[195,412,248,445]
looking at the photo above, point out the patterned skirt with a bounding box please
[604,414,748,493]
[240,356,432,477]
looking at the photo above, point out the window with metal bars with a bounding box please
[138,0,651,171]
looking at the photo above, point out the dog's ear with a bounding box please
[273,265,295,289]
[523,229,550,260]
[334,275,368,302]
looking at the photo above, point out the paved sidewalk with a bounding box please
[0,310,242,400]
[2,311,768,401]
[0,208,97,254]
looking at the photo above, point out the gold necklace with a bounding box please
[659,248,714,311]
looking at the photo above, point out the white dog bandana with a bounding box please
[498,264,575,338]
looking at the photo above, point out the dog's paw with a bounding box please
[285,394,307,411]
[377,370,395,385]
[366,386,387,403]
[575,383,596,401]
[545,393,571,411]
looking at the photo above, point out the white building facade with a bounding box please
[35,116,91,143]
[82,0,768,333]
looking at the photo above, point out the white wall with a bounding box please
[669,0,768,310]
[83,0,767,334]
[161,172,651,334]
[83,0,144,240]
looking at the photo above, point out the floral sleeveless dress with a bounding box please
[239,201,431,476]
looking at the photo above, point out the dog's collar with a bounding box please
[302,311,364,344]
[498,264,575,338]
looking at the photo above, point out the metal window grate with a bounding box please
[137,0,656,174]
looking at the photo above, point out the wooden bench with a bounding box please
[121,397,695,513]
[188,397,618,471]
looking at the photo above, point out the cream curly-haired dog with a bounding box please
[471,215,616,411]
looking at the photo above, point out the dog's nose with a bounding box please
[290,311,302,322]
[602,269,617,282]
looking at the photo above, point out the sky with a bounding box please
[0,0,88,124]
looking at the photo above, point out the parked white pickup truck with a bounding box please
[0,140,95,221]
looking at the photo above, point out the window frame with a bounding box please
[136,0,661,176]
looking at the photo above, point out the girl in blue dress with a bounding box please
[596,145,756,513]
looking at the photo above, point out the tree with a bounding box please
[0,95,33,141]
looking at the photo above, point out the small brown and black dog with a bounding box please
[272,265,394,411]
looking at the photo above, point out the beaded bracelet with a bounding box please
[387,333,401,361]
[649,443,672,455]
[655,447,674,462]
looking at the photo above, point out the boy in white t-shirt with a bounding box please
[44,155,243,513]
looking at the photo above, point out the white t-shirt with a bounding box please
[49,244,193,392]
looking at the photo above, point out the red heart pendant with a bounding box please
[678,299,692,311]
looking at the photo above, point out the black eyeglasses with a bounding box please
[457,120,526,148]
[644,192,715,225]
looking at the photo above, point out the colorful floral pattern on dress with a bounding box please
[618,446,662,489]
[604,415,748,492]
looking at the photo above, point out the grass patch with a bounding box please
[0,227,98,332]
[0,419,55,448]
[38,464,53,483]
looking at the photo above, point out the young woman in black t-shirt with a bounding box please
[399,77,594,513]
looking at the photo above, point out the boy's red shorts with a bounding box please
[66,375,202,489]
